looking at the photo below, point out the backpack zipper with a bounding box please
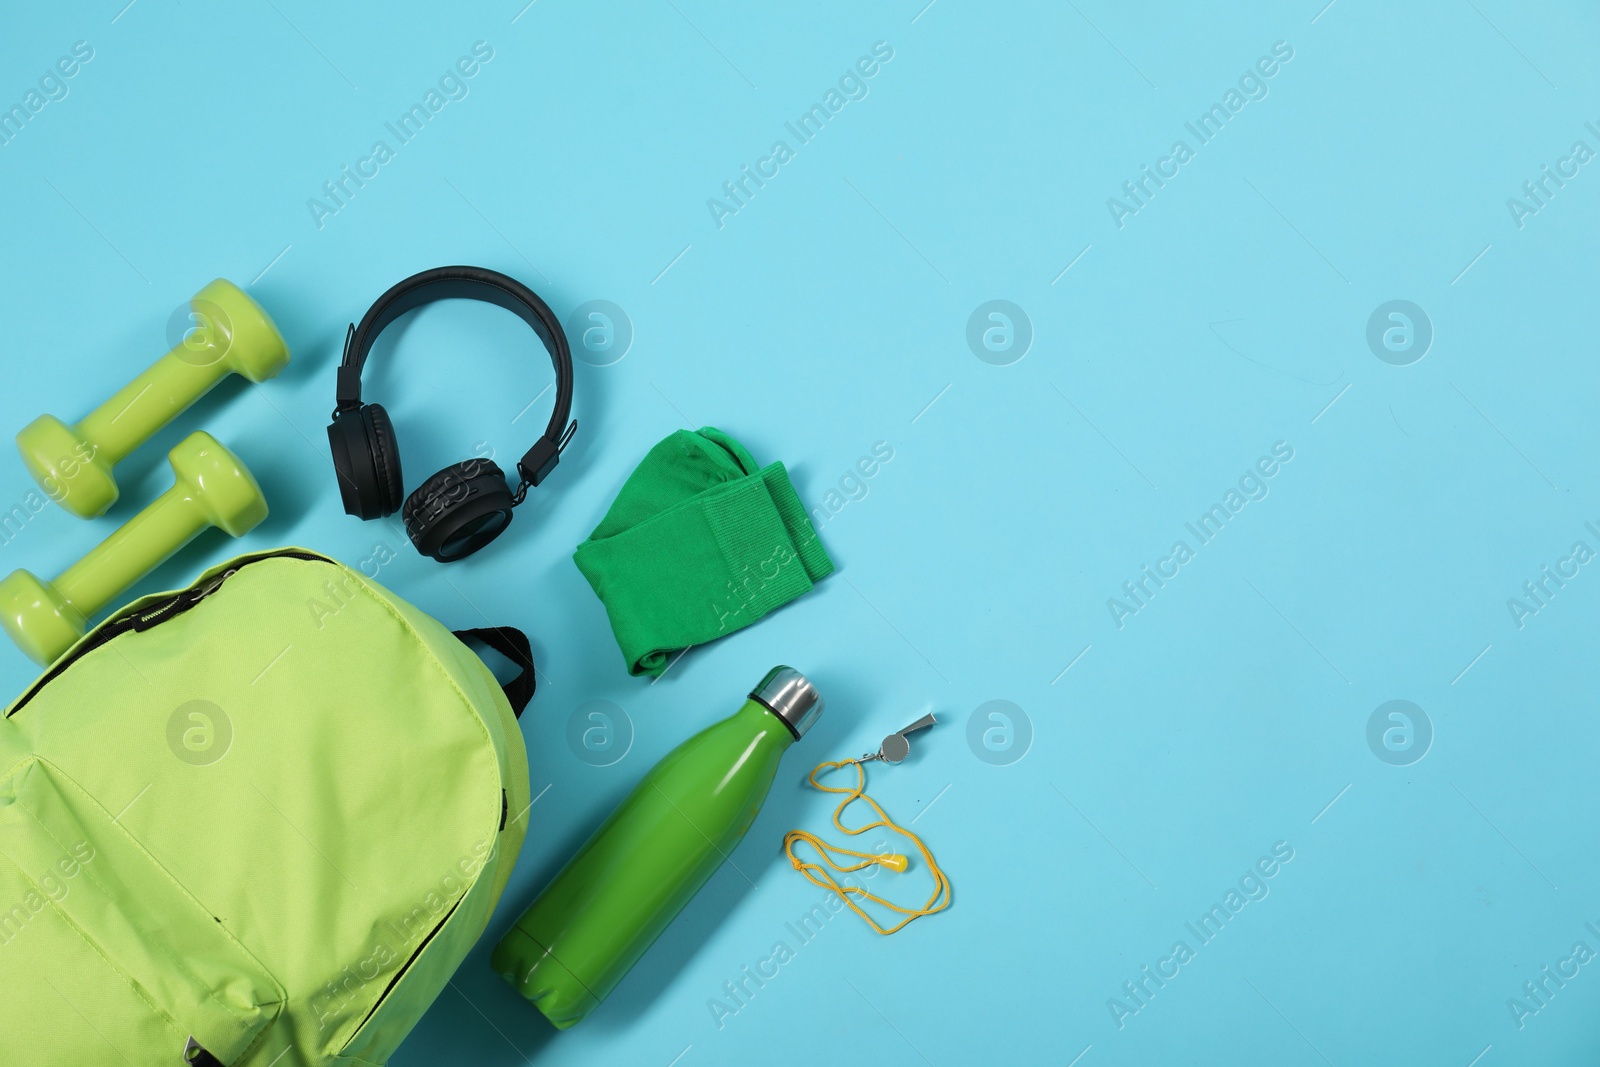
[129,567,238,633]
[341,894,467,1051]
[5,549,331,719]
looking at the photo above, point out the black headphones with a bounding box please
[327,265,577,562]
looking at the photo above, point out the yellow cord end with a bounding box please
[877,853,909,873]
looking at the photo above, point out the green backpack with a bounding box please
[0,547,533,1065]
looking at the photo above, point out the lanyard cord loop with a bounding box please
[782,759,951,935]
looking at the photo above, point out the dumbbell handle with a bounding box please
[77,343,235,466]
[53,478,220,622]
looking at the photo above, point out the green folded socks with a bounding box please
[574,427,834,676]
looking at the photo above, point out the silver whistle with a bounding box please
[861,713,937,764]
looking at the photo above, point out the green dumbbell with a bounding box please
[17,279,288,518]
[0,432,267,666]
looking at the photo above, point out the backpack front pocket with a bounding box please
[0,758,284,1065]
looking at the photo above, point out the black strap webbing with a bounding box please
[453,626,536,718]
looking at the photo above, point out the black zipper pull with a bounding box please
[132,569,237,632]
[183,1037,225,1066]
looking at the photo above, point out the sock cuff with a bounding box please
[758,462,835,582]
[701,477,817,633]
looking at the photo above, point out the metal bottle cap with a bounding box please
[750,666,823,739]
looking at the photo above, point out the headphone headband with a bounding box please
[336,265,576,490]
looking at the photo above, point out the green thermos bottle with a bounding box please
[493,666,823,1028]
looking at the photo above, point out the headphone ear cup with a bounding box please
[362,404,405,517]
[328,407,385,520]
[402,458,516,562]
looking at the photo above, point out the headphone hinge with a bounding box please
[517,435,561,491]
[335,365,365,409]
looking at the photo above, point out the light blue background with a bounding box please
[3,1,1599,1064]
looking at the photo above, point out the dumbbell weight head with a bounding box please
[14,414,113,517]
[177,279,291,382]
[167,430,269,536]
[15,280,288,519]
[0,570,85,669]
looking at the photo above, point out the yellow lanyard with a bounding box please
[782,759,951,935]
